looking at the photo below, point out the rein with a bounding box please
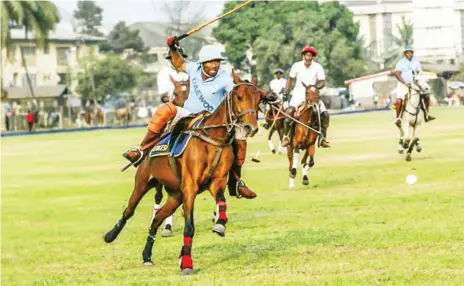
[270,104,322,135]
[187,82,260,146]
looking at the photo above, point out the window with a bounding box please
[20,46,36,65]
[58,73,67,85]
[383,13,392,52]
[56,47,70,66]
[21,74,37,87]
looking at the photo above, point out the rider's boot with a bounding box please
[281,107,295,147]
[227,139,257,199]
[395,98,403,127]
[320,111,330,148]
[122,102,177,167]
[423,97,436,122]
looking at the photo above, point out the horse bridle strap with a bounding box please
[270,104,321,135]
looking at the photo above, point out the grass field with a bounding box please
[2,108,464,285]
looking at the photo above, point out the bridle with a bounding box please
[188,82,263,146]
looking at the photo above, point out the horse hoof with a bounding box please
[406,154,412,162]
[143,260,154,266]
[398,149,404,154]
[271,149,276,154]
[103,231,116,243]
[161,229,172,238]
[302,175,309,186]
[212,224,225,237]
[416,147,422,153]
[290,168,297,178]
[181,268,194,276]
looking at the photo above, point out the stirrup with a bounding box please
[236,180,245,199]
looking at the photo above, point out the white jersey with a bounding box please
[157,66,189,100]
[269,78,287,97]
[289,60,325,99]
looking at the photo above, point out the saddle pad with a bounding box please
[149,116,204,158]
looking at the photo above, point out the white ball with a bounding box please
[406,174,417,185]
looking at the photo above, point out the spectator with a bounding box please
[26,110,34,132]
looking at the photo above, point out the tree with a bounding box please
[213,1,365,87]
[161,0,208,59]
[383,17,414,68]
[76,55,141,101]
[73,0,103,36]
[99,21,144,53]
[1,1,60,97]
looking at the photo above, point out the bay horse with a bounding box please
[287,84,323,189]
[264,99,285,154]
[103,72,275,275]
[83,107,104,126]
[396,73,430,161]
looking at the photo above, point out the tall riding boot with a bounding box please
[423,97,436,122]
[227,140,256,199]
[122,102,177,167]
[320,111,330,148]
[395,99,403,127]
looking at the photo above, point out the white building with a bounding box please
[321,0,464,65]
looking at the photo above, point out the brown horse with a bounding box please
[263,99,285,154]
[83,107,104,126]
[103,73,275,275]
[287,84,323,189]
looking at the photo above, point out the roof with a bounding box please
[344,71,394,86]
[5,85,70,99]
[129,21,214,47]
[422,63,460,74]
[9,25,105,42]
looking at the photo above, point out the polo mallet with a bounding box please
[176,0,254,41]
[269,104,284,131]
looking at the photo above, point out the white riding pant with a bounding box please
[289,93,327,113]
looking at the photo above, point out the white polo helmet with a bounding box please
[198,45,225,63]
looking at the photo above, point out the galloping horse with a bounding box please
[396,73,430,161]
[264,99,285,154]
[287,84,323,188]
[103,72,275,275]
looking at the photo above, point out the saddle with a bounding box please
[150,113,207,158]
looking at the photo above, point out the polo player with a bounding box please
[122,38,256,199]
[393,46,436,126]
[281,45,330,148]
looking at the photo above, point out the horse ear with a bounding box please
[302,82,308,89]
[232,70,242,84]
[169,75,176,85]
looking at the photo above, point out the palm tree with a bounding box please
[1,1,60,99]
[383,17,414,68]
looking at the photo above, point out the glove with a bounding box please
[167,36,179,49]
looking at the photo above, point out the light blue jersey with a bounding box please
[395,57,421,84]
[182,61,234,113]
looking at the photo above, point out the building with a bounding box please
[321,0,464,66]
[1,25,104,96]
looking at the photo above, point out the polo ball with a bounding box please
[406,174,417,185]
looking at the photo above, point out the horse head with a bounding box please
[229,71,273,138]
[302,82,320,104]
[169,75,190,106]
[413,73,430,94]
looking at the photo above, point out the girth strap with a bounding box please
[204,147,223,186]
[169,156,181,188]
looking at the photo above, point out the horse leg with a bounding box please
[142,193,182,265]
[151,184,174,238]
[287,144,296,189]
[414,124,422,153]
[268,126,276,154]
[209,178,228,237]
[104,165,156,243]
[179,183,198,275]
[301,150,309,186]
[277,120,285,154]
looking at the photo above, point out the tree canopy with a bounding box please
[99,21,144,53]
[73,0,103,36]
[213,1,366,87]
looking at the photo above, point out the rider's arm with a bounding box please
[284,64,297,94]
[316,64,326,89]
[170,49,186,73]
[393,60,409,86]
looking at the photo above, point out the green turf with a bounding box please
[2,108,464,285]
